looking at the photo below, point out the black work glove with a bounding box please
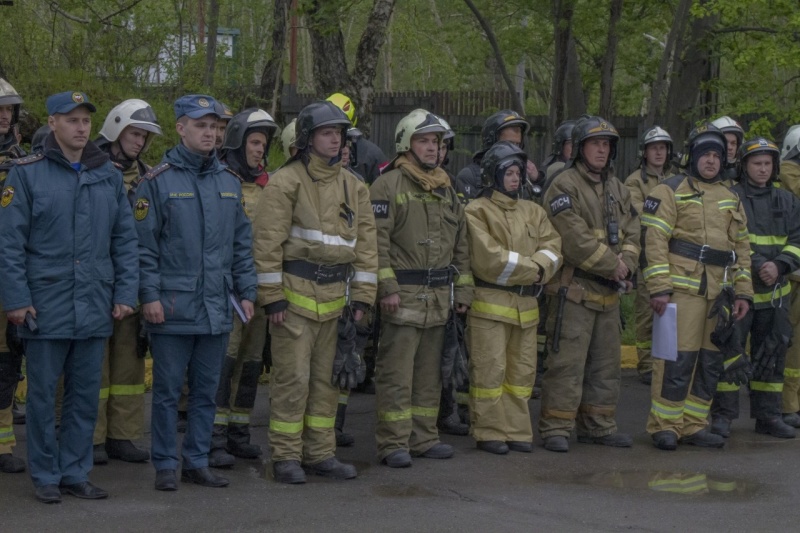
[332,306,362,390]
[136,319,149,359]
[442,310,470,390]
[722,352,752,386]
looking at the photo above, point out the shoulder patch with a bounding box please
[224,167,243,182]
[549,193,572,216]
[133,197,150,221]
[372,200,389,219]
[1,185,15,207]
[643,197,661,215]
[14,152,44,165]
[143,162,171,181]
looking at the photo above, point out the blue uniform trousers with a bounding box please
[150,333,229,471]
[25,338,105,487]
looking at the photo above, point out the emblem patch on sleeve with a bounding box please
[134,198,150,221]
[372,200,389,219]
[1,186,14,208]
[549,194,572,216]
[643,197,661,215]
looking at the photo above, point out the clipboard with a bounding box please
[652,303,677,361]
[229,291,249,325]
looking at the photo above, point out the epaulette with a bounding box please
[14,152,44,165]
[143,162,170,180]
[224,166,243,182]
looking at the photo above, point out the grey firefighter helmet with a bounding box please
[99,99,162,153]
[738,137,780,181]
[294,101,351,152]
[480,140,527,195]
[0,77,24,126]
[781,125,800,161]
[639,125,673,162]
[568,115,620,170]
[552,120,576,156]
[221,108,279,155]
[481,110,529,150]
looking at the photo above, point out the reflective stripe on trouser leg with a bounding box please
[0,407,14,454]
[468,316,536,442]
[539,299,594,438]
[783,284,800,413]
[269,311,335,463]
[375,323,422,459]
[634,270,654,374]
[576,306,621,438]
[408,325,444,455]
[301,317,339,463]
[647,292,718,437]
[749,307,786,419]
[104,312,146,441]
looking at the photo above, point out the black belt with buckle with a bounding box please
[668,239,736,267]
[283,260,350,284]
[474,278,541,297]
[573,268,624,291]
[394,268,453,288]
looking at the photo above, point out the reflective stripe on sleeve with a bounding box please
[258,272,283,284]
[497,251,519,285]
[290,225,356,248]
[352,271,377,284]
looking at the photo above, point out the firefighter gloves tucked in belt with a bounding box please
[333,307,365,390]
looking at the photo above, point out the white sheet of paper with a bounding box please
[652,303,677,361]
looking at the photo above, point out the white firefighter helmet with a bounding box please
[99,99,162,152]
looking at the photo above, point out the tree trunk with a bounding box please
[645,0,692,128]
[204,0,219,87]
[259,0,291,118]
[598,0,623,118]
[307,0,352,98]
[463,0,524,114]
[565,36,586,119]
[549,0,575,140]
[663,5,719,148]
[351,0,396,135]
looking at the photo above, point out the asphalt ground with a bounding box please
[3,369,799,532]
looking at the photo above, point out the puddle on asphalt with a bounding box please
[372,484,439,498]
[563,470,759,498]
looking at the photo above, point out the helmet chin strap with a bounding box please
[409,150,439,171]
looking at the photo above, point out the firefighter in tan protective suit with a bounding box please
[539,115,639,453]
[0,77,25,474]
[209,109,279,468]
[92,99,163,465]
[624,126,675,385]
[252,101,377,484]
[779,126,800,429]
[642,124,753,451]
[371,109,473,468]
[466,141,561,455]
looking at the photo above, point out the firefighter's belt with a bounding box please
[668,239,736,267]
[394,268,452,288]
[475,278,542,297]
[283,260,350,284]
[574,268,622,290]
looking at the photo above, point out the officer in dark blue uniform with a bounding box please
[0,91,139,503]
[133,94,257,491]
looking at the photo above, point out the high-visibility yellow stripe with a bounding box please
[502,382,533,398]
[650,400,683,420]
[707,480,738,492]
[109,384,145,396]
[723,354,743,369]
[338,394,349,405]
[783,245,800,260]
[471,301,538,324]
[649,475,707,493]
[284,288,346,316]
[411,406,438,417]
[578,243,609,271]
[98,388,110,400]
[750,381,783,393]
[716,381,739,392]
[784,367,800,378]
[736,229,749,241]
[304,415,335,428]
[718,199,738,210]
[735,269,751,280]
[671,275,701,290]
[270,419,303,434]
[378,267,396,281]
[641,214,673,235]
[0,428,15,444]
[684,400,709,418]
[470,386,503,399]
[749,234,787,246]
[214,413,229,426]
[229,413,249,424]
[456,273,474,286]
[643,263,670,280]
[378,409,412,422]
[753,282,791,304]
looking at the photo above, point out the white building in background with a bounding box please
[139,26,240,85]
